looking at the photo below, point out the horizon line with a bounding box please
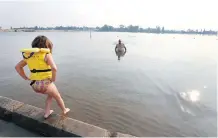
[2,25,218,32]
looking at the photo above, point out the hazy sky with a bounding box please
[0,0,217,30]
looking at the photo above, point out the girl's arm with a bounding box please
[15,60,29,80]
[45,53,57,82]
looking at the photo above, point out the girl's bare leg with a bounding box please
[45,83,70,114]
[44,95,53,118]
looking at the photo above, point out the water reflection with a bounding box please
[179,90,200,103]
[176,90,201,116]
[115,48,126,60]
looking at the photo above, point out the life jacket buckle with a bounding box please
[32,69,37,73]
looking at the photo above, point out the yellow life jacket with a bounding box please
[20,48,52,80]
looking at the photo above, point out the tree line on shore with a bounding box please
[12,24,217,35]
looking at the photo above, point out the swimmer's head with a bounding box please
[118,39,121,44]
[32,35,53,53]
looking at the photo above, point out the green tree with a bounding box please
[161,27,165,33]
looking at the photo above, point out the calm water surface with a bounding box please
[0,32,217,136]
[0,119,40,137]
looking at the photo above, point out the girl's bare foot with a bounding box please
[63,108,70,114]
[44,110,54,118]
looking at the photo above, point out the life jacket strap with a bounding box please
[30,80,36,86]
[30,69,52,73]
[22,52,35,59]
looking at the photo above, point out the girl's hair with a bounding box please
[32,35,53,53]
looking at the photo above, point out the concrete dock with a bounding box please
[0,96,133,137]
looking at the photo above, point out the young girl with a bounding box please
[15,35,70,118]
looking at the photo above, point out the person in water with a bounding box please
[115,39,127,60]
[115,39,126,52]
[15,35,70,118]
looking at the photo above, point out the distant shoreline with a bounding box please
[0,29,217,36]
[0,29,87,32]
[1,24,217,36]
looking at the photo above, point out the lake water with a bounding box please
[0,32,217,136]
[0,119,40,137]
